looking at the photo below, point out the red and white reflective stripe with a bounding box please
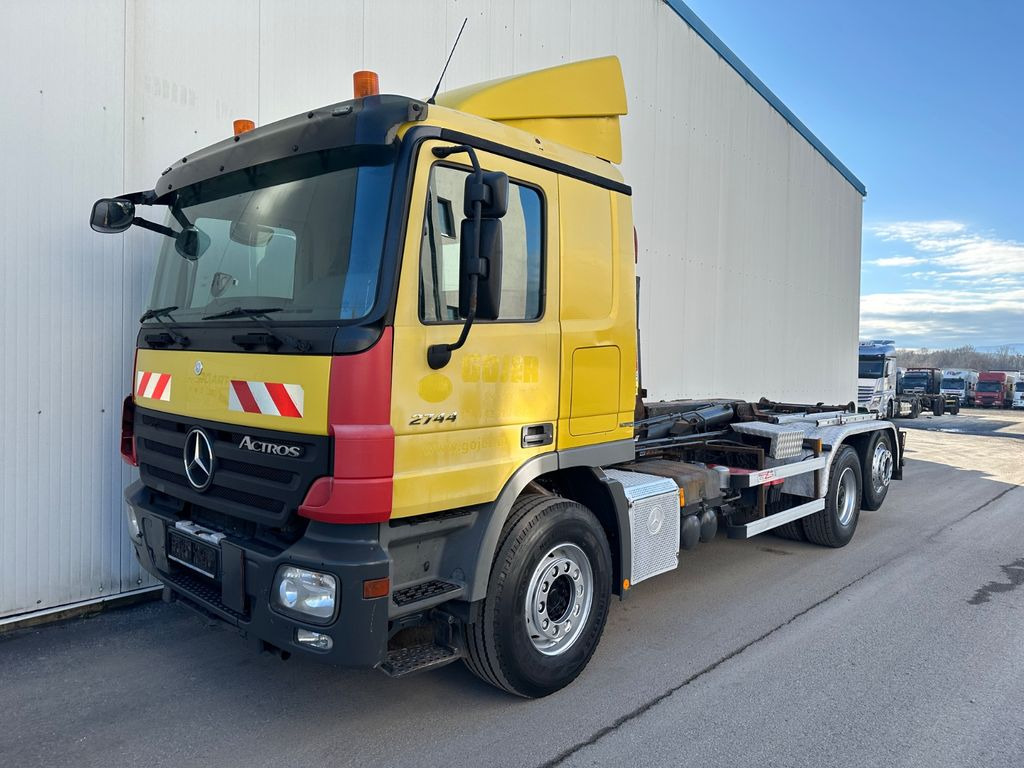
[135,371,172,402]
[228,380,304,418]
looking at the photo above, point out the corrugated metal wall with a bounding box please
[0,0,862,617]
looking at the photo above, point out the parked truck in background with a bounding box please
[899,367,955,416]
[940,369,979,407]
[1013,380,1024,410]
[88,58,903,697]
[858,340,898,417]
[977,371,1017,408]
[858,348,952,419]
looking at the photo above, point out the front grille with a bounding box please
[135,408,330,528]
[857,385,874,403]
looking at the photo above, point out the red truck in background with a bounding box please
[976,371,1018,408]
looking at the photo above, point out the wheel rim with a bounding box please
[871,441,893,495]
[525,543,594,656]
[836,467,858,526]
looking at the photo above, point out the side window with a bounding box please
[419,164,543,322]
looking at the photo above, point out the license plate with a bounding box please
[167,530,220,578]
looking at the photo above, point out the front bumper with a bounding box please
[126,480,390,667]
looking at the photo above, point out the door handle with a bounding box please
[521,423,554,448]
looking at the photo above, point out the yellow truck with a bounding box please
[91,57,903,697]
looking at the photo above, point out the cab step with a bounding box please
[392,578,463,608]
[381,643,459,677]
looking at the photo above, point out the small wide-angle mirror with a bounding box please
[90,198,135,233]
[175,226,211,261]
[463,171,509,219]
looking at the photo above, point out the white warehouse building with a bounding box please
[0,0,864,619]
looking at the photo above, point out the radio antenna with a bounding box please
[427,17,468,104]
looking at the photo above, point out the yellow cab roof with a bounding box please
[407,56,628,185]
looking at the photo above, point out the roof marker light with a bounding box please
[233,119,255,136]
[353,70,380,98]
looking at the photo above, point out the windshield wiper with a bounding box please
[140,305,190,347]
[202,307,311,352]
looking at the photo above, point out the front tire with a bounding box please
[803,445,862,547]
[463,494,613,698]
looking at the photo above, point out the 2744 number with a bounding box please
[409,412,458,426]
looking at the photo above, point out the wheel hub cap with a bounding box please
[837,466,858,526]
[871,442,893,494]
[525,543,593,656]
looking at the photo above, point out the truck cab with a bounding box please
[901,368,942,397]
[977,372,1013,408]
[858,340,897,417]
[1013,380,1024,410]
[940,369,978,407]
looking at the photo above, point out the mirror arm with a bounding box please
[169,202,194,231]
[132,216,176,239]
[427,144,486,370]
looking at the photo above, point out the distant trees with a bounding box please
[896,345,1024,372]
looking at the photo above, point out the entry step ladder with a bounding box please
[381,643,459,677]
[391,578,463,609]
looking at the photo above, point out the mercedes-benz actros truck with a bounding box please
[90,58,903,697]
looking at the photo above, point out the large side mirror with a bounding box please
[463,171,509,219]
[90,198,135,233]
[459,218,502,321]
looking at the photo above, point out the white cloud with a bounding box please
[871,220,965,242]
[867,219,1024,278]
[868,256,926,267]
[861,219,1024,347]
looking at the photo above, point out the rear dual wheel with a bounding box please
[803,445,862,547]
[860,431,894,511]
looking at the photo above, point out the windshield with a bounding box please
[146,146,395,323]
[1016,382,1024,392]
[978,381,1002,392]
[941,378,964,389]
[858,359,884,378]
[902,374,929,387]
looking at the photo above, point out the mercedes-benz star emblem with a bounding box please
[194,360,203,376]
[183,428,215,491]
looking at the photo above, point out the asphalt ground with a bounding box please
[897,404,1024,440]
[3,411,1024,767]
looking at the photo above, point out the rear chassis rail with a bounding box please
[632,398,903,539]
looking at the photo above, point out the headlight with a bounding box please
[125,506,142,540]
[272,566,337,623]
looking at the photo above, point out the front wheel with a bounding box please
[463,494,613,697]
[803,445,862,547]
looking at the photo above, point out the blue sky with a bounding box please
[684,0,1024,349]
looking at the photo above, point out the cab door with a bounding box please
[389,140,560,519]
